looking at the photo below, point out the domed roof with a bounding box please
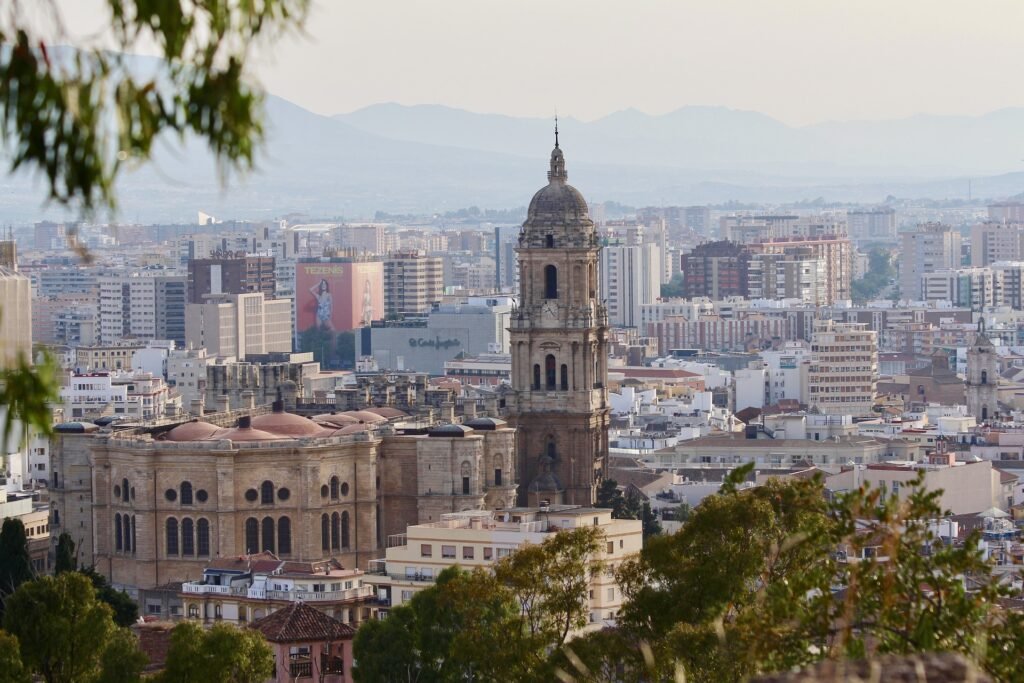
[343,411,388,424]
[165,420,221,442]
[428,423,473,438]
[337,423,370,435]
[312,413,360,427]
[464,417,507,431]
[524,137,591,229]
[251,412,326,437]
[362,407,408,419]
[214,425,287,442]
[55,421,99,433]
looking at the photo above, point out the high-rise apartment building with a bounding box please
[335,224,386,255]
[98,271,187,346]
[747,250,827,305]
[899,223,961,301]
[187,254,276,304]
[680,241,751,299]
[920,267,1003,311]
[989,202,1024,223]
[749,235,852,304]
[383,252,444,317]
[808,320,878,417]
[0,266,32,369]
[599,241,662,328]
[969,221,1024,267]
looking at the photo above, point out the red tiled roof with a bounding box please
[250,602,355,643]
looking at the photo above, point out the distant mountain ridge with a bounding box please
[4,93,1024,224]
[336,103,1024,178]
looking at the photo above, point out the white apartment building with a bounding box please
[60,371,177,421]
[600,242,662,328]
[185,293,293,361]
[97,270,186,345]
[899,223,961,301]
[847,207,897,242]
[808,320,878,417]
[364,507,643,629]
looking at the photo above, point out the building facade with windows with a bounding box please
[808,320,878,417]
[363,507,641,629]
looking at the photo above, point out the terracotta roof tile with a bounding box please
[250,602,355,643]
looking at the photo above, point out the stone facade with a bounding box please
[966,329,1000,422]
[50,406,520,592]
[508,137,610,506]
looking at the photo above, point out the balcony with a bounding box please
[256,586,373,602]
[181,583,241,596]
[289,655,312,679]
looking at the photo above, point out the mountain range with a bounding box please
[5,96,1024,224]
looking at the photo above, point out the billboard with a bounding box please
[296,260,384,334]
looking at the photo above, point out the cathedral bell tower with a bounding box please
[965,320,999,423]
[509,128,610,506]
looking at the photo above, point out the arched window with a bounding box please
[122,478,129,503]
[261,517,275,553]
[124,514,132,553]
[544,265,558,299]
[278,517,292,555]
[245,518,259,554]
[131,516,136,554]
[547,438,557,459]
[321,514,330,551]
[341,511,351,550]
[115,514,122,552]
[182,518,195,556]
[533,364,541,390]
[180,481,193,506]
[981,370,988,385]
[331,512,340,550]
[545,354,557,390]
[330,476,340,500]
[546,234,554,248]
[561,364,569,390]
[197,519,210,556]
[166,518,179,556]
[260,481,274,505]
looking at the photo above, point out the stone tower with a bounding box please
[509,130,610,506]
[965,323,999,422]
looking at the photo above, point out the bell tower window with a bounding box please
[561,364,569,390]
[546,355,557,390]
[546,234,554,248]
[533,364,541,390]
[981,370,988,385]
[544,265,558,299]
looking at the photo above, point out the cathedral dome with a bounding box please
[522,136,593,236]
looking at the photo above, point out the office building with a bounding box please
[185,293,293,360]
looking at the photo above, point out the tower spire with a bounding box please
[554,114,559,148]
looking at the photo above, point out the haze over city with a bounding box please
[6,2,1024,682]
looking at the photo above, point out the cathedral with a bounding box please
[509,130,610,506]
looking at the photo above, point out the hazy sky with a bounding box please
[58,0,1024,126]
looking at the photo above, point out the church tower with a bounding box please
[965,322,999,423]
[509,130,610,506]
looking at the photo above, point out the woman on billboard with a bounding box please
[310,278,334,331]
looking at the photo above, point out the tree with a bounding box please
[351,606,422,683]
[2,572,146,683]
[660,273,685,299]
[80,566,139,627]
[157,622,274,683]
[299,324,335,367]
[0,519,33,600]
[0,0,308,453]
[495,526,605,647]
[640,502,661,540]
[0,631,29,683]
[53,533,77,575]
